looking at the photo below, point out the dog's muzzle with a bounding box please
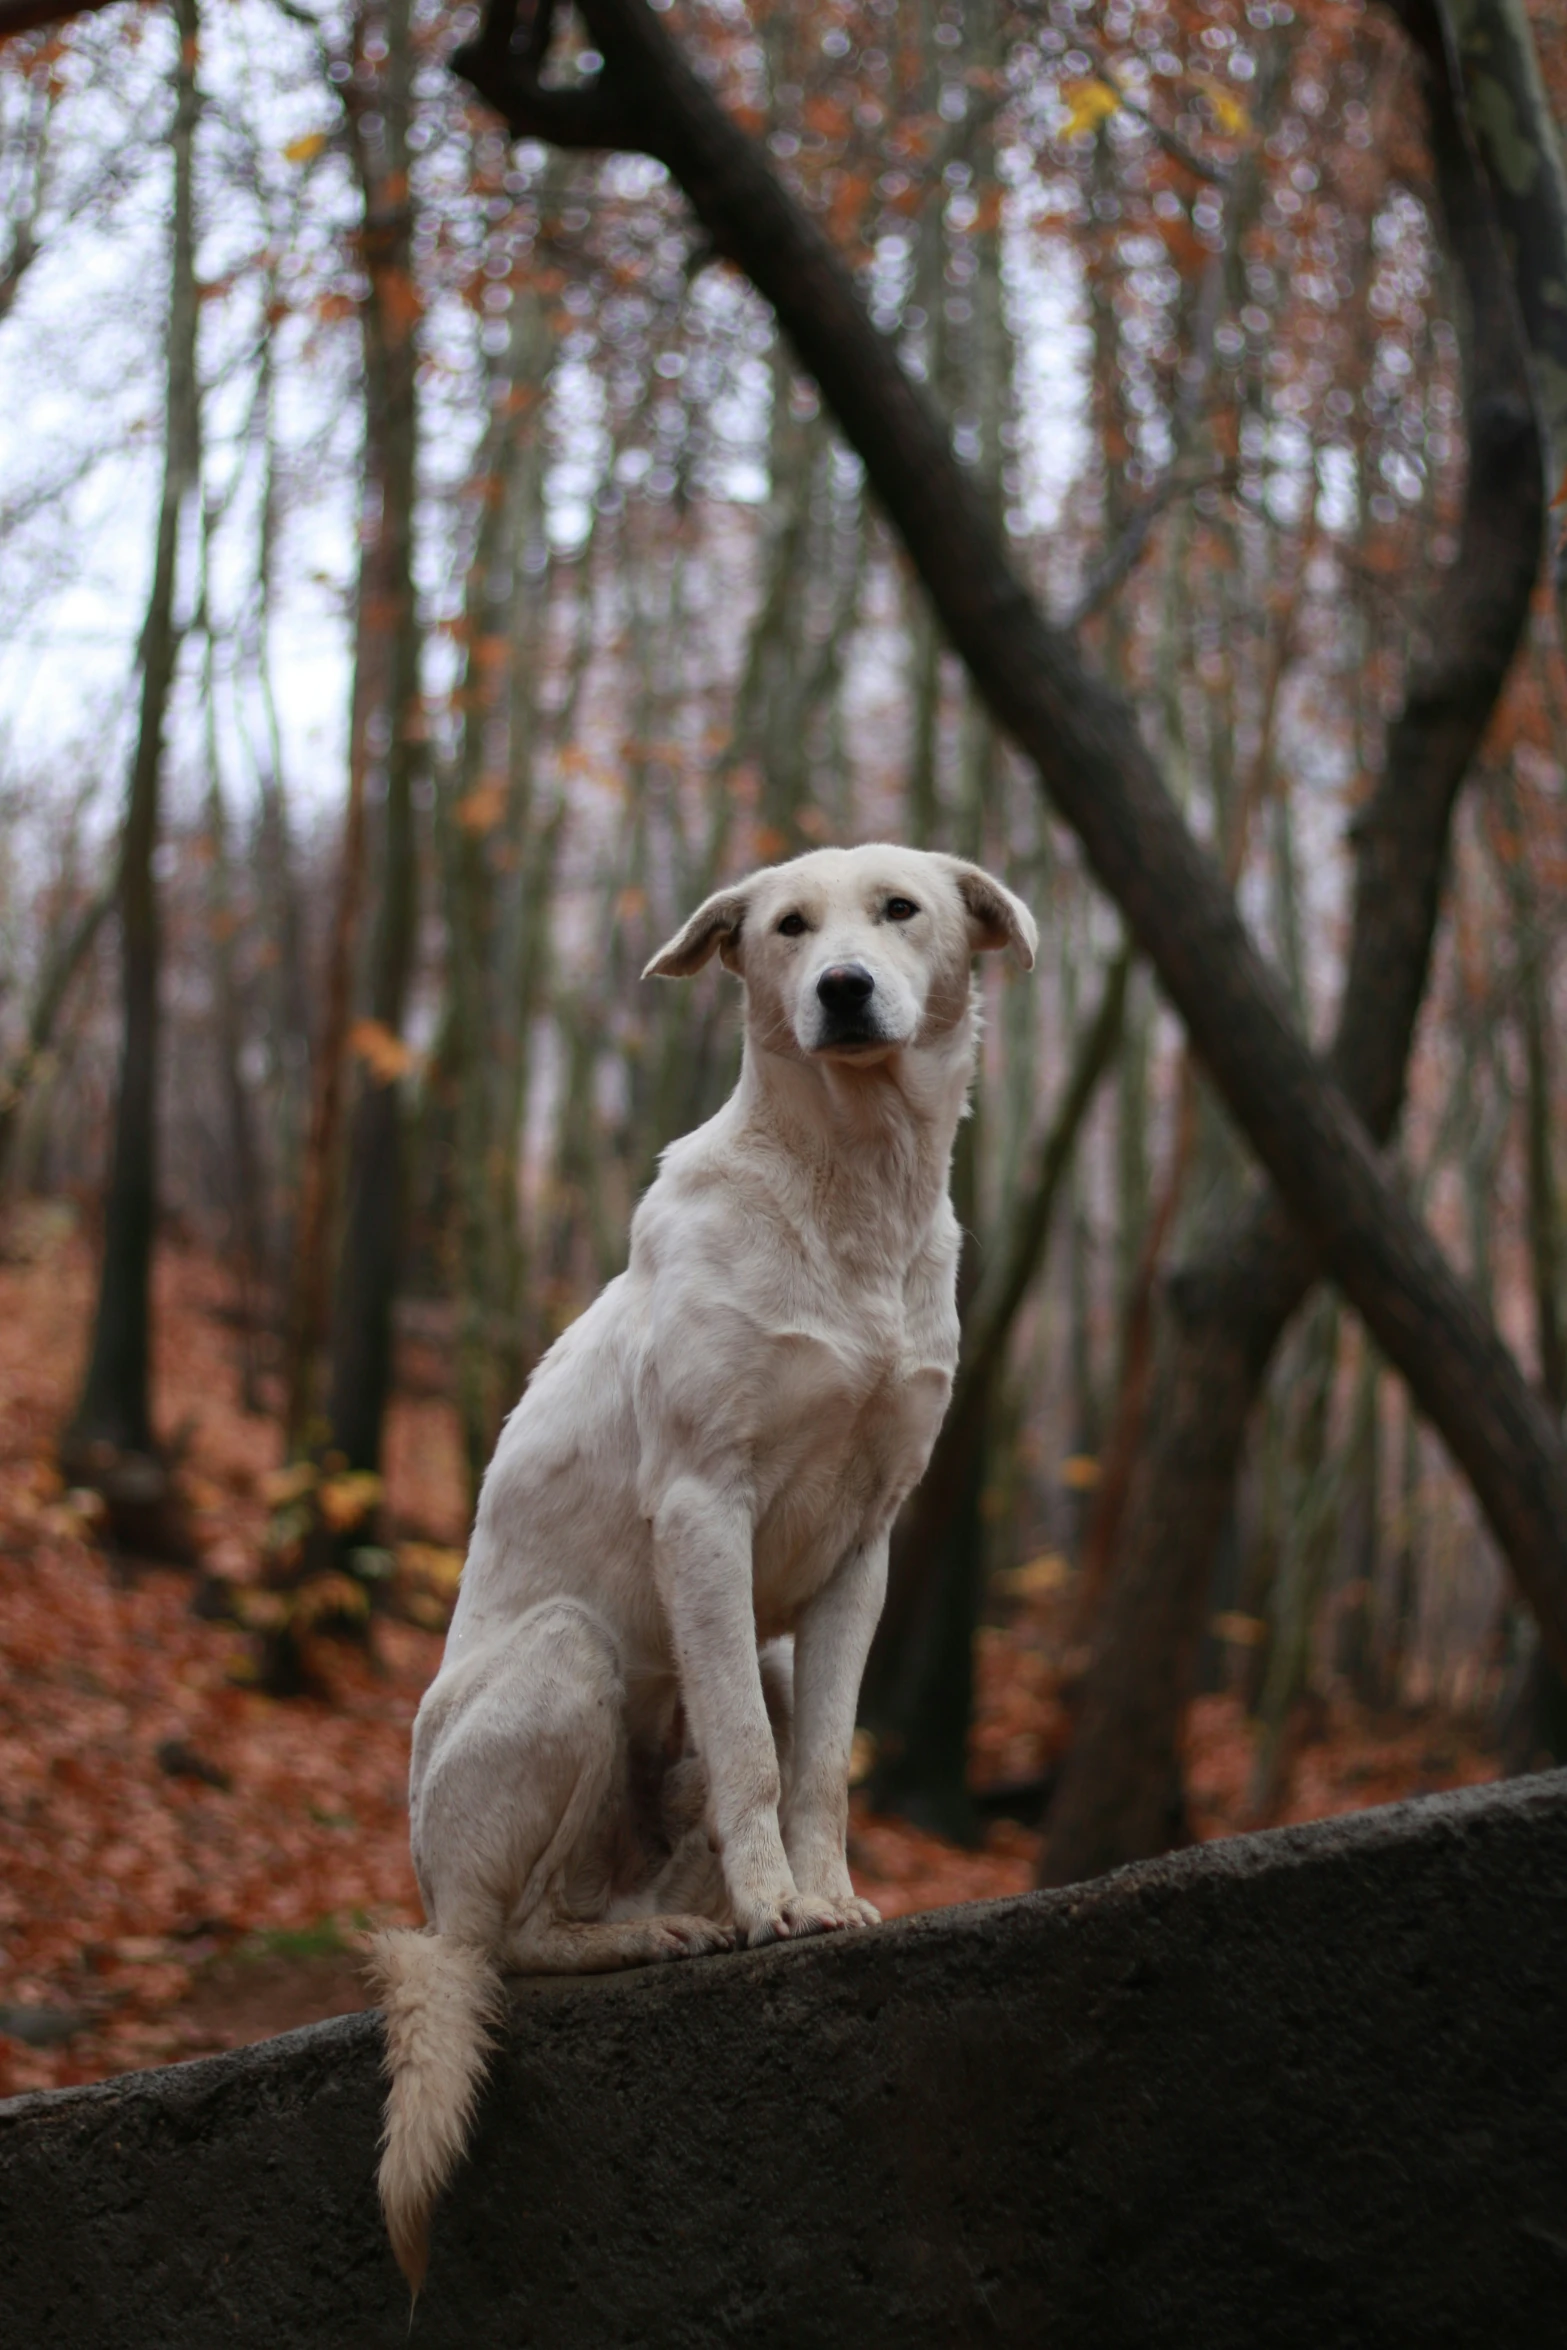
[813,961,883,1051]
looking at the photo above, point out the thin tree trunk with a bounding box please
[1445,0,1567,1767]
[443,416,516,1500]
[1499,773,1567,1412]
[1244,1296,1344,1821]
[1078,491,1311,1619]
[1036,25,1543,1885]
[62,0,199,1540]
[244,307,311,1242]
[1443,0,1567,626]
[201,637,269,1414]
[0,886,110,1198]
[442,277,555,1497]
[324,0,421,1485]
[279,657,372,1456]
[1495,768,1567,1769]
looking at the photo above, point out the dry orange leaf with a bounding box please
[455,782,506,835]
[348,1020,415,1085]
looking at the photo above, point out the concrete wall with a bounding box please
[3,1773,1565,2348]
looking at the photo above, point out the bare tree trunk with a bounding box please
[1444,0,1567,624]
[1245,1296,1345,1821]
[243,308,311,1244]
[61,0,200,1550]
[1037,23,1543,1885]
[1495,768,1567,1770]
[277,0,421,1489]
[201,638,268,1414]
[1444,0,1567,1768]
[324,0,421,1488]
[0,886,109,1199]
[442,274,554,1499]
[279,663,371,1457]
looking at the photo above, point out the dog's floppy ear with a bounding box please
[642,882,752,979]
[943,858,1038,970]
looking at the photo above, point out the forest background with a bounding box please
[1,0,1564,2094]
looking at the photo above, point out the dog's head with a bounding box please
[643,845,1036,1065]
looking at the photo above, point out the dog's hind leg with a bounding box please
[504,1903,729,1971]
[418,1599,732,1975]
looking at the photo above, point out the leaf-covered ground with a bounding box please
[0,1217,1498,2099]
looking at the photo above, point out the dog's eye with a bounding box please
[885,898,920,922]
[777,912,808,937]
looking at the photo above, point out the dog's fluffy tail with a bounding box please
[363,1927,505,2298]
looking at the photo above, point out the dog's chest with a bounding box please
[748,1274,955,1624]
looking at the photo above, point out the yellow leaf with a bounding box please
[400,1541,465,1593]
[997,1551,1072,1598]
[1211,1610,1267,1648]
[1060,1454,1101,1491]
[317,1471,383,1533]
[293,1571,372,1628]
[403,1588,450,1631]
[1206,88,1250,136]
[261,1461,319,1510]
[1059,78,1120,140]
[283,129,329,165]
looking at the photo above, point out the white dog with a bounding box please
[366,843,1035,2290]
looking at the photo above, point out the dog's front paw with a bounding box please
[788,1890,882,1930]
[831,1894,881,1929]
[736,1891,845,1948]
[646,1914,735,1961]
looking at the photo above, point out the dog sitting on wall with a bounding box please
[366,843,1037,2291]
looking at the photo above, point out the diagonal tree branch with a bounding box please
[452,0,1567,1672]
[452,0,641,151]
[0,0,127,38]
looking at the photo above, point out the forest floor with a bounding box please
[0,1210,1500,2099]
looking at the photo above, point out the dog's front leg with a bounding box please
[653,1476,841,1946]
[781,1533,887,1927]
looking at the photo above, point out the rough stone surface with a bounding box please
[3,1774,1566,2348]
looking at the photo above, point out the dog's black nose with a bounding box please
[816,963,875,1012]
